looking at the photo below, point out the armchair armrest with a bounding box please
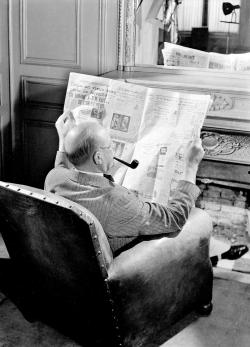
[107,208,213,347]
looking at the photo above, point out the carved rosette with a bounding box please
[209,93,234,112]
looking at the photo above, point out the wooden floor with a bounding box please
[0,293,81,346]
[162,276,250,347]
[0,276,249,347]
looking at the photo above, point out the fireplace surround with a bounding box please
[197,130,250,245]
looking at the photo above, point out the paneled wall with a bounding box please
[8,0,118,187]
[0,0,11,180]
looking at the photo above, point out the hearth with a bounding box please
[196,182,250,245]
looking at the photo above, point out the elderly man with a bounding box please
[45,112,248,259]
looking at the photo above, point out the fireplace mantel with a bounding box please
[103,69,250,133]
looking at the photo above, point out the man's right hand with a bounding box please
[186,137,204,167]
[56,111,75,152]
[183,137,204,184]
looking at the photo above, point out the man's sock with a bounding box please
[210,255,220,267]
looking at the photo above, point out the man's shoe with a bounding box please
[221,245,249,260]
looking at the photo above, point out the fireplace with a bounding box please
[197,130,250,245]
[196,182,249,245]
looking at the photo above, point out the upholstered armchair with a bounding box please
[0,181,213,347]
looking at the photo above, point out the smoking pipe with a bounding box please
[114,157,139,169]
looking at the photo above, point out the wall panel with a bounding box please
[23,120,58,187]
[0,0,11,180]
[21,0,80,67]
[21,76,67,108]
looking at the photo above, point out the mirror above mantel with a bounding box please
[117,0,250,133]
[119,0,250,71]
[135,0,250,68]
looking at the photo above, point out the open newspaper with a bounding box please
[162,42,250,71]
[64,73,211,204]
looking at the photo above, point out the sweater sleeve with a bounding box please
[105,180,200,238]
[143,180,200,234]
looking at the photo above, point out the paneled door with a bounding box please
[9,0,118,187]
[0,0,11,181]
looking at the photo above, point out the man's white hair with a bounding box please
[65,119,105,166]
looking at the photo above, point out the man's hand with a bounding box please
[56,111,75,151]
[183,137,204,184]
[186,137,204,167]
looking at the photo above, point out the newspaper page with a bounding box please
[208,52,235,70]
[208,52,250,71]
[64,73,147,141]
[162,43,250,72]
[233,52,250,72]
[64,73,211,203]
[122,89,211,203]
[162,42,209,68]
[64,73,148,182]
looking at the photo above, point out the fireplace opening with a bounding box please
[196,182,250,246]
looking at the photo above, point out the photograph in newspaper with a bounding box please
[103,80,147,143]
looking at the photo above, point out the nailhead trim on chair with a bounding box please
[0,181,94,225]
[88,220,123,346]
[104,278,123,347]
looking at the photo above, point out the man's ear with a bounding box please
[93,150,102,165]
